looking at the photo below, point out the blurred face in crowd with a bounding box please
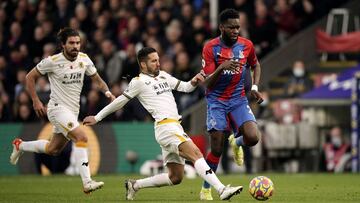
[220,18,240,45]
[141,52,160,76]
[18,104,31,120]
[62,36,80,60]
[330,127,343,147]
[292,60,305,77]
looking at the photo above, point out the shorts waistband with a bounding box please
[156,118,181,126]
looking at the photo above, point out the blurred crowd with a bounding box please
[0,0,346,122]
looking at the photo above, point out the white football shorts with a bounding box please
[154,121,191,166]
[47,103,79,138]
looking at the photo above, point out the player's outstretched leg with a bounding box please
[125,179,138,200]
[10,138,49,165]
[228,134,244,166]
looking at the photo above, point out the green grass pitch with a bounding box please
[0,173,359,202]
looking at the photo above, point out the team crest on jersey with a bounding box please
[239,50,244,59]
[67,122,74,129]
[145,81,151,85]
[79,62,84,68]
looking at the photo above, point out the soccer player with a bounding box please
[199,9,264,200]
[83,47,243,200]
[9,28,115,194]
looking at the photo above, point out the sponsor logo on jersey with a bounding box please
[222,69,241,75]
[153,82,171,95]
[239,50,244,59]
[67,122,74,129]
[145,81,151,85]
[202,59,205,68]
[159,76,166,80]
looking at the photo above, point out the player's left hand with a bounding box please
[83,116,97,126]
[191,71,206,86]
[105,91,116,102]
[251,90,264,104]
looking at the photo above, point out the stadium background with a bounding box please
[0,0,360,177]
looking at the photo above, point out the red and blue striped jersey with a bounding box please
[202,36,258,102]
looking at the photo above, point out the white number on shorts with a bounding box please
[247,105,254,115]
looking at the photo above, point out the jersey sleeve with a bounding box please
[122,78,142,99]
[85,57,97,76]
[36,57,53,75]
[162,71,180,90]
[201,43,216,75]
[161,71,196,93]
[247,41,258,68]
[94,95,130,122]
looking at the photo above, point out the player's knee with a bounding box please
[169,174,183,185]
[73,134,88,143]
[193,147,203,159]
[246,132,260,146]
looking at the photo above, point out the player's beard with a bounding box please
[64,48,79,60]
[151,68,160,76]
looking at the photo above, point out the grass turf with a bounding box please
[0,173,359,203]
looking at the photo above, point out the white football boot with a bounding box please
[10,138,23,165]
[83,180,104,194]
[125,179,138,200]
[219,185,243,200]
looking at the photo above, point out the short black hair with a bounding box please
[137,47,157,64]
[57,27,80,45]
[219,9,239,24]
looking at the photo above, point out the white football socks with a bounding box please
[194,158,225,193]
[20,140,49,153]
[134,173,173,190]
[73,144,92,184]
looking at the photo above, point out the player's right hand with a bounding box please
[220,60,240,72]
[33,100,46,118]
[83,116,97,126]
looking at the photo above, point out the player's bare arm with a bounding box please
[250,61,263,104]
[90,73,116,101]
[203,60,240,87]
[26,68,47,118]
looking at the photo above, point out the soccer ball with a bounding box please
[249,176,274,201]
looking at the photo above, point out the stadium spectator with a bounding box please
[10,28,115,194]
[284,60,313,98]
[250,0,278,58]
[14,69,27,99]
[200,9,263,200]
[120,43,140,79]
[320,126,351,172]
[83,47,243,201]
[173,51,204,113]
[35,76,50,105]
[14,104,35,122]
[95,39,124,85]
[273,0,299,45]
[0,97,11,122]
[238,12,250,39]
[74,2,93,34]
